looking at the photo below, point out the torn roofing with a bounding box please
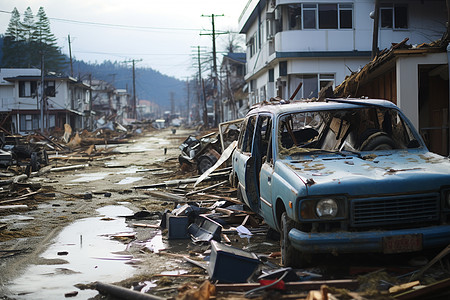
[333,38,448,98]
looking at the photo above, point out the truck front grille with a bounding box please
[351,193,439,227]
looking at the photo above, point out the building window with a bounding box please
[248,33,257,57]
[45,81,56,97]
[319,4,338,29]
[288,4,301,30]
[303,4,317,29]
[380,4,408,29]
[269,68,274,82]
[290,74,335,99]
[19,114,40,131]
[289,3,352,30]
[339,4,353,29]
[18,81,37,97]
[279,61,287,76]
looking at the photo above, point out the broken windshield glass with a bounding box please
[278,106,421,159]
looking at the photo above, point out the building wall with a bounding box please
[240,0,447,106]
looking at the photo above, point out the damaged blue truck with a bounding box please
[231,98,450,266]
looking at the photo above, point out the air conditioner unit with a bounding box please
[274,7,281,20]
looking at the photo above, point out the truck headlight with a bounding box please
[316,198,338,218]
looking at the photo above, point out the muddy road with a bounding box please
[0,128,234,299]
[1,127,450,300]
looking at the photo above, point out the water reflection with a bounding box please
[8,205,135,300]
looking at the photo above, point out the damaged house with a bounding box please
[86,79,132,127]
[239,0,447,106]
[0,68,91,134]
[220,52,247,122]
[334,39,450,157]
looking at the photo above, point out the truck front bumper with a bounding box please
[289,225,450,253]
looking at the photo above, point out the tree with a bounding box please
[1,7,66,72]
[223,31,245,53]
[22,7,36,42]
[2,8,24,67]
[5,7,21,40]
[34,7,66,71]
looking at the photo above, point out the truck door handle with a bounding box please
[267,175,271,183]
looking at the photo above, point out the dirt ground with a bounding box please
[2,127,450,300]
[1,127,246,299]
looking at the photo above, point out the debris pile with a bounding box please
[178,119,242,174]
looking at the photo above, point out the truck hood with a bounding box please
[285,150,450,196]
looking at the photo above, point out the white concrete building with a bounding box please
[239,0,447,105]
[0,68,90,134]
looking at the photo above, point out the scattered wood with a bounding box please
[394,277,450,299]
[186,180,228,196]
[215,280,359,292]
[389,281,420,294]
[134,170,231,189]
[190,193,241,204]
[95,282,165,300]
[412,244,450,280]
[0,204,28,211]
[143,190,186,202]
[50,164,89,172]
[0,190,40,205]
[152,274,204,278]
[132,223,160,229]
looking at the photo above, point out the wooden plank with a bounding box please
[215,280,358,292]
[394,278,450,300]
[389,281,420,294]
[0,190,40,205]
[0,205,28,211]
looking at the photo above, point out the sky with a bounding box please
[0,0,247,80]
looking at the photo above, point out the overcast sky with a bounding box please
[0,0,246,79]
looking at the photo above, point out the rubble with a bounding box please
[1,126,450,300]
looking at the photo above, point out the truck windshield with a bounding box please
[278,106,421,159]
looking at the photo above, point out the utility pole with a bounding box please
[201,14,226,127]
[196,46,208,127]
[88,73,92,130]
[186,78,190,125]
[68,34,73,77]
[123,59,142,119]
[40,53,45,133]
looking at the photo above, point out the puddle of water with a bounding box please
[0,215,34,222]
[116,177,143,185]
[7,205,136,300]
[160,269,188,276]
[71,172,110,183]
[117,166,141,174]
[142,231,166,253]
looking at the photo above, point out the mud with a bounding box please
[0,128,193,299]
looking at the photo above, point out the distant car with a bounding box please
[231,98,450,266]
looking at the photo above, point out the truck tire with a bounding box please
[197,155,217,174]
[281,212,306,267]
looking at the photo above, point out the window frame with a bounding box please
[380,4,408,29]
[290,73,335,99]
[292,3,353,30]
[18,81,37,98]
[45,80,56,97]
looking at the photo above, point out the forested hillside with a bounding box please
[71,60,186,109]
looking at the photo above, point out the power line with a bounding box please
[0,9,234,33]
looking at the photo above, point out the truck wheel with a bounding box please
[281,212,305,267]
[197,155,216,174]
